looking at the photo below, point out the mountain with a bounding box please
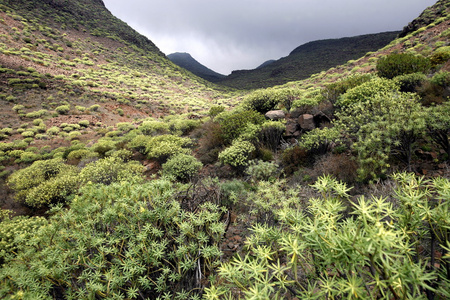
[256,60,276,69]
[218,31,400,89]
[167,52,225,82]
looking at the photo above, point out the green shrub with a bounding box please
[0,212,47,262]
[78,119,90,127]
[259,121,285,151]
[242,88,281,113]
[0,180,224,299]
[7,158,79,207]
[245,159,279,182]
[46,126,60,135]
[322,74,373,104]
[12,104,24,113]
[79,157,144,185]
[336,77,399,107]
[20,130,35,138]
[162,153,203,181]
[55,104,70,115]
[145,134,192,162]
[377,52,431,79]
[91,139,117,157]
[205,174,450,299]
[218,140,256,168]
[66,149,98,161]
[393,72,427,93]
[217,109,265,144]
[430,46,450,66]
[431,71,450,88]
[88,104,100,111]
[138,120,169,136]
[208,105,225,118]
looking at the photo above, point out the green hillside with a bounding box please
[0,0,449,299]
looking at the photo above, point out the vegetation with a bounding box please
[0,0,449,299]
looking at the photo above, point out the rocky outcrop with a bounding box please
[298,114,315,130]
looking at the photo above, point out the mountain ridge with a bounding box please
[167,52,225,82]
[218,31,400,89]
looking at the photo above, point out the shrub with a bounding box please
[145,134,192,162]
[205,174,450,299]
[431,71,450,88]
[66,149,98,161]
[0,212,47,262]
[88,104,100,111]
[79,157,144,185]
[91,139,117,157]
[258,121,285,152]
[46,126,60,135]
[138,120,169,135]
[242,88,281,113]
[7,158,79,207]
[20,130,35,138]
[394,72,427,93]
[377,52,431,79]
[55,104,70,115]
[78,119,90,127]
[217,109,265,144]
[245,160,279,182]
[336,77,399,107]
[218,140,256,168]
[208,105,225,118]
[0,180,224,299]
[322,74,373,104]
[162,153,203,181]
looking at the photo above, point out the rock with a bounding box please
[298,114,315,130]
[285,121,298,135]
[265,110,285,120]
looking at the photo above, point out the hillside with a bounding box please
[218,31,400,89]
[168,52,226,82]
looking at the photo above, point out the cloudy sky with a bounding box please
[102,0,436,75]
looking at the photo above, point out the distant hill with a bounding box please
[218,31,400,89]
[256,60,276,69]
[168,52,225,82]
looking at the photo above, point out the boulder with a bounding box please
[265,110,285,120]
[285,121,299,135]
[298,114,315,130]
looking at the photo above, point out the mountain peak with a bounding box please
[168,52,225,82]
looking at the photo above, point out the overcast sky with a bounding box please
[102,0,436,75]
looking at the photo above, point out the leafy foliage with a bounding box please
[161,153,203,181]
[377,53,431,79]
[218,140,256,168]
[205,174,450,299]
[0,180,225,299]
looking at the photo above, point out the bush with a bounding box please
[377,52,431,79]
[0,180,224,299]
[7,158,79,207]
[208,105,225,118]
[336,77,399,107]
[79,157,144,185]
[217,109,265,144]
[162,153,203,181]
[145,134,192,162]
[138,120,169,135]
[46,126,60,135]
[78,119,90,127]
[394,72,427,93]
[431,71,450,88]
[242,88,281,113]
[218,140,256,168]
[55,104,70,115]
[258,121,285,151]
[245,160,279,182]
[322,74,373,104]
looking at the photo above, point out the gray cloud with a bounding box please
[102,0,436,74]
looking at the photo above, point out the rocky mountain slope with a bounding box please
[218,31,400,89]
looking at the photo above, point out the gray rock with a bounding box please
[265,110,285,120]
